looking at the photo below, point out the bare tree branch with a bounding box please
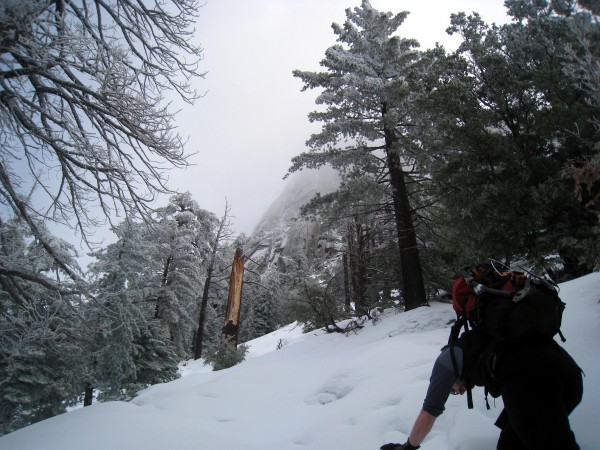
[0,0,205,292]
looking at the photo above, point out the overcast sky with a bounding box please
[171,0,511,236]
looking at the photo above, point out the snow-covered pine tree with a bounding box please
[152,193,219,359]
[291,0,428,310]
[239,267,282,342]
[87,220,179,401]
[87,194,219,399]
[298,174,402,313]
[0,219,87,435]
[424,2,599,276]
[194,201,234,360]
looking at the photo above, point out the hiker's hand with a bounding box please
[380,441,420,450]
[452,382,466,395]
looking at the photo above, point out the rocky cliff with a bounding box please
[245,167,340,274]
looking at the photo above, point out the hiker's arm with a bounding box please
[408,410,437,446]
[408,346,462,446]
[422,346,463,416]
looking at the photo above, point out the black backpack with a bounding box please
[451,261,565,341]
[478,275,565,341]
[448,261,566,408]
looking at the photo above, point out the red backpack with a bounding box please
[451,263,525,325]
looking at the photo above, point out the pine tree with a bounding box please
[300,182,419,312]
[87,193,219,399]
[240,267,281,342]
[0,219,87,435]
[194,202,233,359]
[87,220,179,401]
[291,0,428,310]
[423,3,599,276]
[152,193,218,358]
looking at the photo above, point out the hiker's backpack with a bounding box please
[448,261,566,408]
[451,262,565,341]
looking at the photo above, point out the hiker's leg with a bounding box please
[557,346,583,415]
[497,344,580,450]
[501,384,578,449]
[495,409,527,450]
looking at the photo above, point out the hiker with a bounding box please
[380,263,583,450]
[380,334,583,449]
[379,344,469,450]
[379,330,479,450]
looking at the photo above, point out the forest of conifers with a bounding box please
[0,0,598,436]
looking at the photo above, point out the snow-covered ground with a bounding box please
[1,273,599,450]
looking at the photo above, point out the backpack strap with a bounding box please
[448,315,476,409]
[448,314,468,345]
[467,385,474,409]
[483,387,491,409]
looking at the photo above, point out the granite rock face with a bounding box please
[245,167,341,275]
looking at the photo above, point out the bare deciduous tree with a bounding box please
[0,0,204,288]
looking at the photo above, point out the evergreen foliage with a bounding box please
[291,0,429,310]
[85,193,219,400]
[0,220,87,434]
[240,268,282,342]
[203,338,248,371]
[86,220,179,401]
[420,1,599,276]
[2,0,599,437]
[194,202,234,360]
[299,176,406,312]
[152,193,218,358]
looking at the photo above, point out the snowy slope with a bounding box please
[1,273,599,450]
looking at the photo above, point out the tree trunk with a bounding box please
[193,270,212,360]
[343,252,351,309]
[355,222,369,316]
[386,147,427,310]
[83,384,94,407]
[154,254,172,319]
[382,102,427,311]
[193,201,230,360]
[346,221,357,306]
[222,247,245,345]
